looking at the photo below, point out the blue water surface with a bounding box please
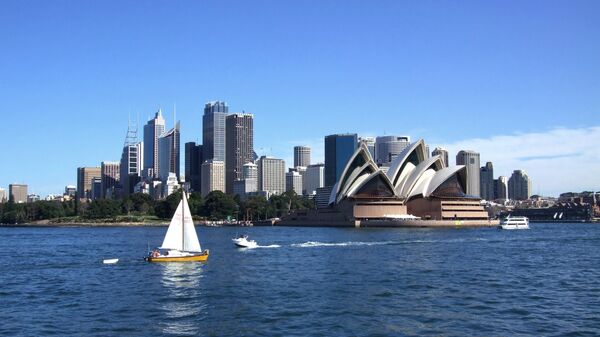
[1,224,599,336]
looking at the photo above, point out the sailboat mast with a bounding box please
[182,191,185,250]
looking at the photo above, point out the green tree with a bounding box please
[129,193,154,214]
[202,191,238,220]
[85,199,121,219]
[188,192,204,217]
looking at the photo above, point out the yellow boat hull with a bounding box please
[146,250,209,263]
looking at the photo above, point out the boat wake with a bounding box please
[254,244,281,249]
[291,241,394,248]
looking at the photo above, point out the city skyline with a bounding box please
[1,1,599,197]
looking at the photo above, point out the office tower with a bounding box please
[293,146,311,167]
[91,177,102,200]
[8,184,28,203]
[185,142,203,193]
[432,147,449,168]
[201,160,225,197]
[495,176,508,200]
[286,170,303,194]
[325,133,358,186]
[257,156,286,196]
[163,173,180,198]
[358,137,376,159]
[203,101,228,162]
[233,162,258,197]
[143,109,165,179]
[508,170,532,200]
[456,150,481,197]
[64,185,76,197]
[304,163,325,196]
[243,162,258,192]
[375,136,410,165]
[120,143,143,197]
[480,162,495,201]
[0,188,7,203]
[158,122,180,182]
[226,113,254,194]
[101,161,120,198]
[77,167,101,199]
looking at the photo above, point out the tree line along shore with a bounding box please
[0,189,315,225]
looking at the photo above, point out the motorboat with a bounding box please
[499,216,529,230]
[102,258,119,264]
[145,191,209,262]
[232,235,258,248]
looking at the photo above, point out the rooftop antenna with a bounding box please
[124,113,138,147]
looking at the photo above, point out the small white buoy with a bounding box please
[103,258,119,264]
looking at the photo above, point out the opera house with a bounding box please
[280,139,496,227]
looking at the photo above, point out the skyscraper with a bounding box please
[304,163,325,196]
[120,120,144,197]
[375,136,410,165]
[201,160,225,197]
[8,184,27,203]
[480,162,495,201]
[225,113,253,194]
[203,101,228,163]
[508,170,532,200]
[143,109,165,179]
[77,167,101,199]
[185,142,203,193]
[286,171,303,194]
[325,133,358,186]
[293,146,311,167]
[158,122,180,182]
[432,147,449,168]
[101,161,120,198]
[456,150,481,197]
[495,176,508,200]
[258,156,286,196]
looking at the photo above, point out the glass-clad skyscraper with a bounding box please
[203,101,228,162]
[324,134,358,186]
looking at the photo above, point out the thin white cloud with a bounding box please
[439,126,600,197]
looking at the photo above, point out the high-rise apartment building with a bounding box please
[257,156,286,196]
[203,101,228,163]
[480,162,495,201]
[185,142,203,193]
[158,122,180,182]
[143,109,165,179]
[201,160,225,197]
[77,167,101,199]
[304,163,325,196]
[495,176,508,200]
[91,177,102,200]
[456,150,481,197]
[432,147,449,168]
[508,170,532,201]
[375,136,410,165]
[325,133,358,186]
[225,113,253,194]
[101,161,120,198]
[293,146,311,167]
[8,184,28,203]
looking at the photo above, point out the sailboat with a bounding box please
[145,191,209,262]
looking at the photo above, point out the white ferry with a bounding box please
[499,216,530,230]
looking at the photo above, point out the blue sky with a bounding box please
[1,1,599,197]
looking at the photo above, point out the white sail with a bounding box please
[160,192,202,252]
[182,192,202,252]
[160,199,184,250]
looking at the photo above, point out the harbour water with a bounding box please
[1,224,599,336]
